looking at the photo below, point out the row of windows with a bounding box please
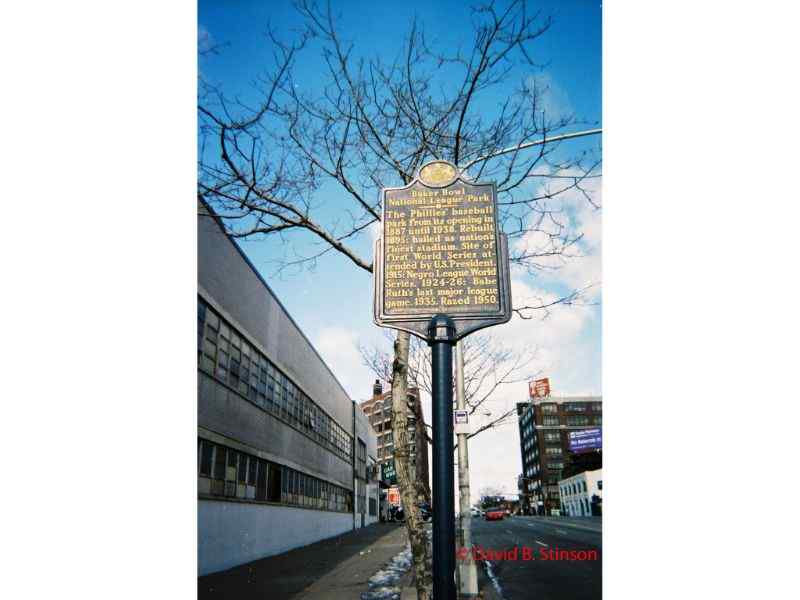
[562,480,588,496]
[356,439,367,480]
[198,299,352,462]
[198,438,353,513]
[540,402,602,413]
[541,415,602,426]
[564,498,592,516]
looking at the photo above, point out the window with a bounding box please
[198,299,354,463]
[566,416,590,426]
[545,447,562,456]
[543,416,560,426]
[565,403,586,412]
[213,445,226,480]
[237,453,248,483]
[199,440,213,476]
[256,460,268,500]
[544,432,560,442]
[594,416,602,425]
[541,404,558,414]
[357,439,367,479]
[198,438,352,512]
[592,402,602,412]
[248,455,257,485]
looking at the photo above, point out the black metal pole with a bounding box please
[428,314,456,600]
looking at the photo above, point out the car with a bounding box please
[484,507,505,521]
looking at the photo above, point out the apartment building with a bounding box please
[517,395,602,515]
[359,380,430,496]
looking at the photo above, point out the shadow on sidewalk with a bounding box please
[198,522,405,600]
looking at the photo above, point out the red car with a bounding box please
[484,507,505,521]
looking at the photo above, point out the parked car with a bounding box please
[418,502,432,522]
[484,507,505,521]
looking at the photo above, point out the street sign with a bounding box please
[373,160,512,341]
[568,428,602,453]
[529,377,551,399]
[453,409,469,435]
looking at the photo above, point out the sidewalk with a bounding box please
[198,522,409,600]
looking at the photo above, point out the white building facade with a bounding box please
[558,469,602,517]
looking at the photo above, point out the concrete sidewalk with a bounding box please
[198,522,409,600]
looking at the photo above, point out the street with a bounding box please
[470,516,601,600]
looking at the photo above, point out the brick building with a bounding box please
[359,380,430,497]
[517,395,602,515]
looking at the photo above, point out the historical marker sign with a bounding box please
[374,160,512,340]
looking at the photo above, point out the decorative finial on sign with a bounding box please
[418,160,457,187]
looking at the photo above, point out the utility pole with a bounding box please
[455,340,478,597]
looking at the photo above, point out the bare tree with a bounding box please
[198,2,601,597]
[360,330,541,447]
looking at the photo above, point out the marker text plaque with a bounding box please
[374,160,511,340]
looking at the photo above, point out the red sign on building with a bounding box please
[387,486,401,506]
[529,377,551,399]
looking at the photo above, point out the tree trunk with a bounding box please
[391,330,432,600]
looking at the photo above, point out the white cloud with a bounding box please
[526,72,574,120]
[314,326,375,401]
[198,24,214,53]
[513,171,602,300]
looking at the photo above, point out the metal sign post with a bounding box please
[428,315,456,600]
[373,160,512,600]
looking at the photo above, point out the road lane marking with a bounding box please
[521,518,601,534]
[535,540,548,547]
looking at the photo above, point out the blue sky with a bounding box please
[199,0,602,498]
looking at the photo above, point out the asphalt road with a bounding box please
[469,516,602,600]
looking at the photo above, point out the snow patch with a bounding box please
[360,543,412,600]
[483,560,505,599]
